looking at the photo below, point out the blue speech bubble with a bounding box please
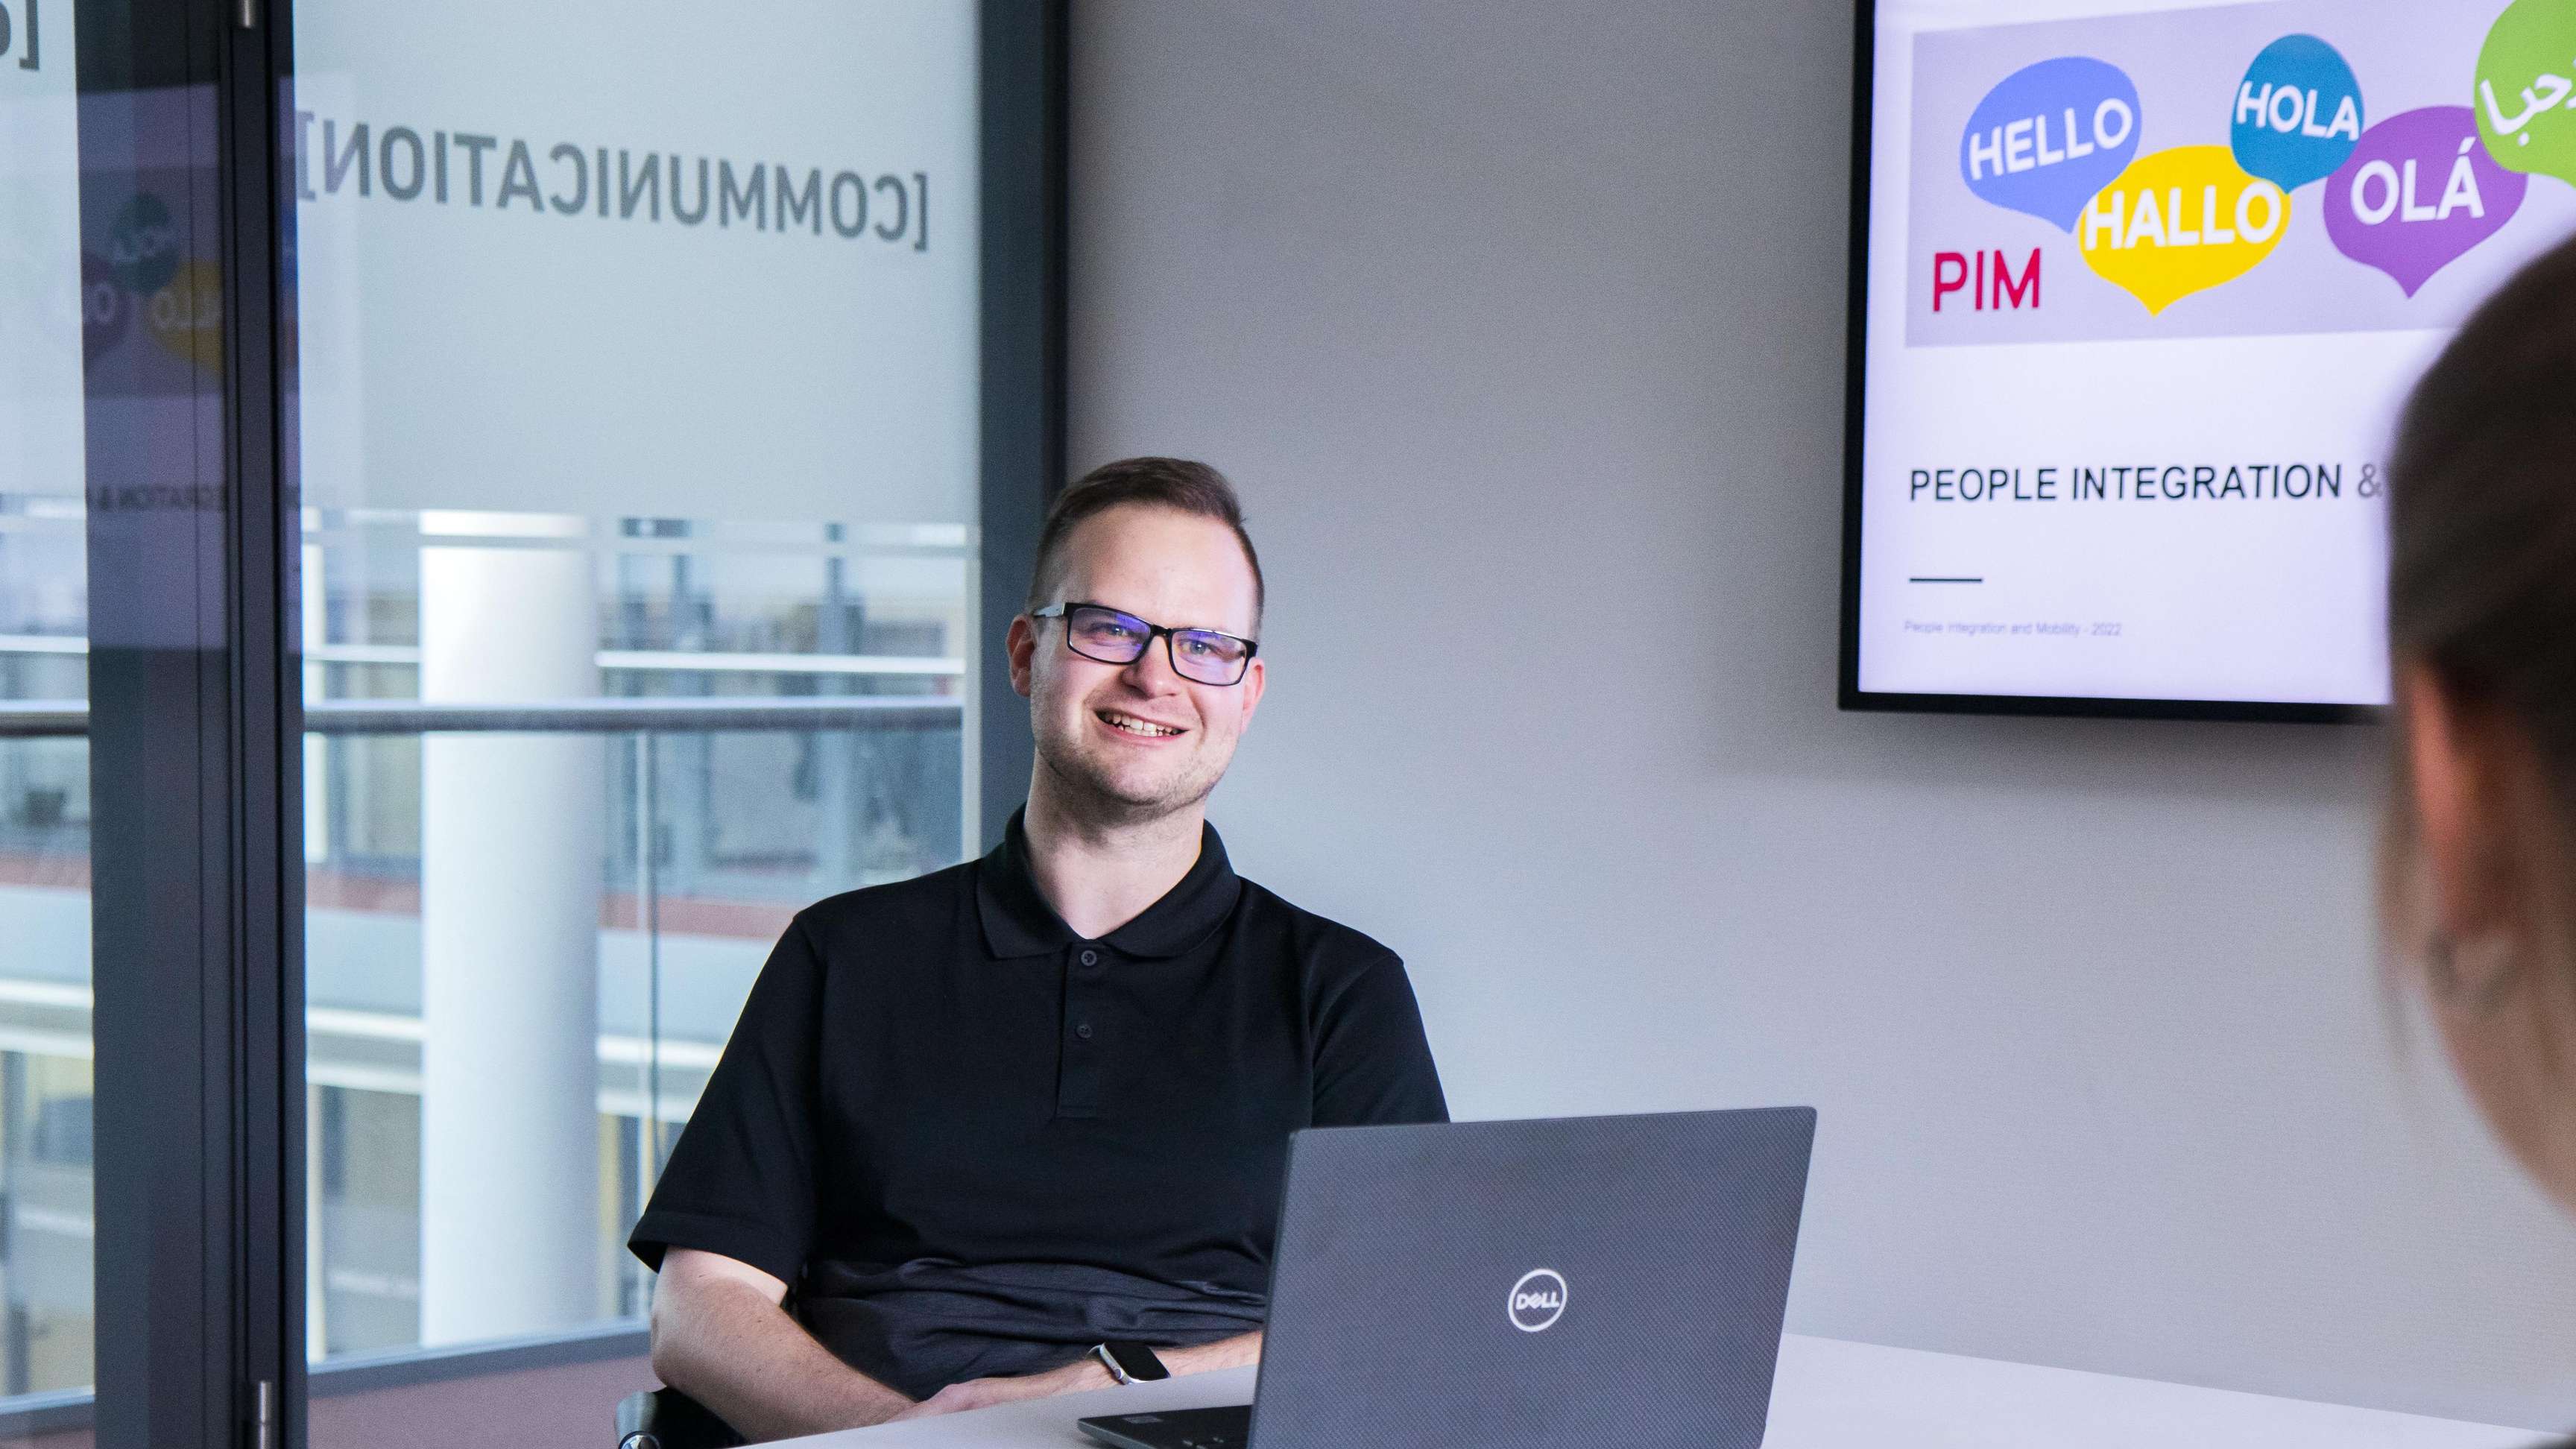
[1960,57,2141,232]
[2229,34,2363,190]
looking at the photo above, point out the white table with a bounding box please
[777,1334,2543,1448]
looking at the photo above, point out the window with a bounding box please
[0,4,1050,1439]
[0,0,98,1414]
[287,4,1006,1437]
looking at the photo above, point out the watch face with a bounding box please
[1104,1342,1171,1381]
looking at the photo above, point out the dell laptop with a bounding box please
[1078,1105,1816,1449]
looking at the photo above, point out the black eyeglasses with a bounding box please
[1030,602,1259,686]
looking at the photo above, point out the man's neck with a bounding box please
[1020,779,1206,941]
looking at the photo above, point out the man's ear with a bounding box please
[2404,660,2514,941]
[1006,613,1038,700]
[1236,655,1266,728]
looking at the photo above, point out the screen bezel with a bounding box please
[1832,0,2381,726]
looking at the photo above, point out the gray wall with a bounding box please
[1068,0,2576,1430]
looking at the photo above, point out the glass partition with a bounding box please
[299,511,973,1361]
[0,513,92,1415]
[1,0,1037,1442]
[285,2,986,1438]
[0,0,95,1418]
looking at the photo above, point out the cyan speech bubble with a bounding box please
[108,192,182,297]
[2229,34,2362,190]
[1960,57,2141,232]
[2326,106,2526,297]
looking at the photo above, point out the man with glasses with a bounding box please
[628,457,1448,1441]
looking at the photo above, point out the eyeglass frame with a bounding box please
[1028,601,1261,686]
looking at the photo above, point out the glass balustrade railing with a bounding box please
[0,499,977,1390]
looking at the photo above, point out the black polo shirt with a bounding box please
[628,812,1448,1400]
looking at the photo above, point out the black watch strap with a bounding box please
[1093,1339,1172,1383]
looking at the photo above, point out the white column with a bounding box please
[416,512,602,1343]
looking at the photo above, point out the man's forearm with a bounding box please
[1160,1330,1262,1376]
[651,1277,912,1441]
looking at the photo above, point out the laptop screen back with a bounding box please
[1246,1107,1816,1449]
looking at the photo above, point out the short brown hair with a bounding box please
[1025,457,1266,622]
[2382,233,2576,1017]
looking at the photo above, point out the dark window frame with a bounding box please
[979,0,1069,847]
[86,0,302,1445]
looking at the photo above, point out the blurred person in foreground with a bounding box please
[2384,233,2576,1444]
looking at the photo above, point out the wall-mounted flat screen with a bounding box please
[1842,0,2576,719]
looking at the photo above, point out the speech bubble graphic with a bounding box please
[107,192,182,297]
[147,259,224,378]
[2229,34,2362,190]
[2477,0,2576,181]
[80,251,129,370]
[1960,57,2141,231]
[2326,106,2527,297]
[2075,146,2290,315]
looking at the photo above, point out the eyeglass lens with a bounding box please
[1066,606,1250,684]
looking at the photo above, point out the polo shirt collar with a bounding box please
[976,808,1242,960]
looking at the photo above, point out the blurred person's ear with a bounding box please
[2403,661,2521,953]
[2402,660,2576,1210]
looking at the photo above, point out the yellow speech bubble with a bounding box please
[147,259,224,378]
[2074,145,2289,315]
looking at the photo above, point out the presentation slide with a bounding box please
[1852,0,2576,710]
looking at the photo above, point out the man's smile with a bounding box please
[1096,707,1188,739]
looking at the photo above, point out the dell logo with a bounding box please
[1507,1268,1567,1332]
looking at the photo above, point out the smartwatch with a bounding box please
[1090,1340,1172,1386]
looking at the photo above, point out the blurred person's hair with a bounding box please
[2381,232,2576,1052]
[1025,457,1265,624]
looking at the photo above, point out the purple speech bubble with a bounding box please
[2323,106,2525,297]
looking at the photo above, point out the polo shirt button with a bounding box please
[1076,1023,1094,1040]
[1079,950,1098,967]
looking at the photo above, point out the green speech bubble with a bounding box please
[2477,0,2576,181]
